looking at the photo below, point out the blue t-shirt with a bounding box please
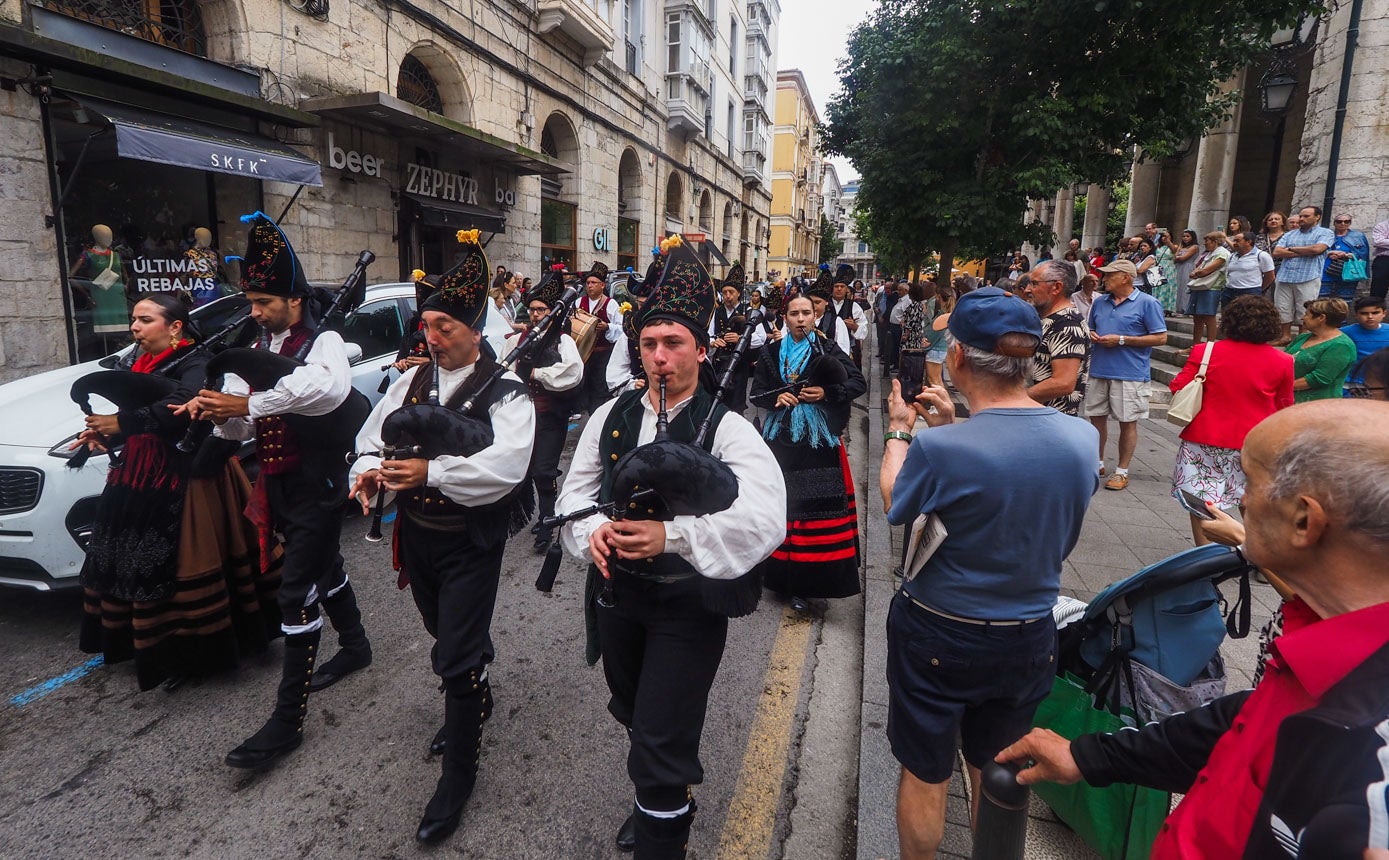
[1341,323,1389,385]
[887,408,1100,620]
[1087,290,1167,381]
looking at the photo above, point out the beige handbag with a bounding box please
[1167,342,1214,427]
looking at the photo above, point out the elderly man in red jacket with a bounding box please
[998,398,1389,860]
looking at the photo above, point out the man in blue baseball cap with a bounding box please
[877,286,1101,860]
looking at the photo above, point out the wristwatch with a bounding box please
[884,430,913,444]
[1119,335,1127,346]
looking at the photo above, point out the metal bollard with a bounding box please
[970,760,1030,860]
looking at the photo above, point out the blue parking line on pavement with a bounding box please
[383,510,397,525]
[9,656,104,707]
[568,423,579,432]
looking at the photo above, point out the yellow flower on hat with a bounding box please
[659,235,684,253]
[411,269,427,282]
[619,301,633,315]
[456,229,481,244]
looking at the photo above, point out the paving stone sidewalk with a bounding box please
[854,363,1279,859]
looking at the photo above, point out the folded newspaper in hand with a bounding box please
[902,512,947,583]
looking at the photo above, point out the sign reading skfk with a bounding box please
[406,163,478,205]
[208,153,268,175]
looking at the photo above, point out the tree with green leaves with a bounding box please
[823,0,1323,285]
[818,215,844,265]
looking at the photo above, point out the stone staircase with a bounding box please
[1145,315,1197,412]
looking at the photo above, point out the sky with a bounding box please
[776,0,879,184]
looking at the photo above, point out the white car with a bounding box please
[0,280,499,591]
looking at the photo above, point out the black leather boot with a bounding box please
[430,673,491,755]
[225,629,319,769]
[616,808,637,852]
[533,482,557,553]
[416,670,487,844]
[309,581,372,692]
[632,804,696,860]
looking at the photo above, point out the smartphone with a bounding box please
[898,349,928,403]
[1177,489,1216,520]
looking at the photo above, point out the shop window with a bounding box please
[617,216,639,273]
[339,299,405,363]
[542,199,576,270]
[398,54,444,114]
[40,0,206,55]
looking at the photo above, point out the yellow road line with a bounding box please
[716,607,815,860]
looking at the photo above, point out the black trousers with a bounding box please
[711,351,751,414]
[597,574,728,805]
[265,471,349,627]
[529,409,569,520]
[581,347,615,413]
[1372,255,1389,300]
[399,515,506,682]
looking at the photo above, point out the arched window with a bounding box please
[665,172,684,220]
[618,149,643,272]
[397,54,444,114]
[698,190,713,231]
[40,0,206,55]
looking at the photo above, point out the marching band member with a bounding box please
[512,268,584,551]
[185,213,372,770]
[349,230,536,844]
[556,235,785,859]
[707,263,765,414]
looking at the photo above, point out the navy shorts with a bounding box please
[1187,290,1220,316]
[885,592,1057,784]
[1220,287,1262,308]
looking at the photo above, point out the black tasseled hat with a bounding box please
[237,211,310,297]
[420,229,490,329]
[632,234,715,345]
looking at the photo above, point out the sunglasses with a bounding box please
[1334,219,1351,224]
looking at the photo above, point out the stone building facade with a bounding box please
[1035,4,1387,259]
[0,0,780,380]
[768,68,821,280]
[834,178,875,283]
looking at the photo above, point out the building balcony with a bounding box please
[537,0,616,67]
[666,73,709,134]
[748,0,772,27]
[742,150,767,185]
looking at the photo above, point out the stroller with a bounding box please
[1032,543,1256,860]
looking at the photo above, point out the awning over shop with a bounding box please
[76,96,323,186]
[303,91,569,177]
[407,194,506,234]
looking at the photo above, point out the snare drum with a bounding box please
[569,307,601,360]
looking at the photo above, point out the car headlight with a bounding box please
[48,433,106,461]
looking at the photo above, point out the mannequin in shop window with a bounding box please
[71,224,129,342]
[184,227,224,308]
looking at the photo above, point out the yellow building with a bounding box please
[769,70,822,280]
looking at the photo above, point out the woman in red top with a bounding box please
[1170,296,1293,544]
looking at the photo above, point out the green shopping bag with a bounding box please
[1030,673,1171,860]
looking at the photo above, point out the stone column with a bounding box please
[1021,198,1048,260]
[1186,71,1246,234]
[1123,149,1162,237]
[1081,183,1110,251]
[1051,187,1075,258]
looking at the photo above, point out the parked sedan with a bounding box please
[0,281,440,591]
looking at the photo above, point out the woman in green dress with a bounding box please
[1284,297,1358,402]
[1153,231,1179,312]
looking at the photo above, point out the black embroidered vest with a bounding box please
[254,323,313,476]
[396,359,534,549]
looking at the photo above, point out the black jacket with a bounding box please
[1073,640,1389,859]
[749,334,865,435]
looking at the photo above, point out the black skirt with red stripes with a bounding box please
[757,438,861,599]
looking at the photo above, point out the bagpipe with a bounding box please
[532,316,766,612]
[349,284,580,542]
[532,374,740,605]
[175,251,376,469]
[65,306,255,470]
[758,329,848,402]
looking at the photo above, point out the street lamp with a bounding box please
[1259,63,1298,114]
[1259,53,1299,213]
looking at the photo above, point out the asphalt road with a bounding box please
[0,417,868,860]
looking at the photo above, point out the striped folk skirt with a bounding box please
[758,438,861,599]
[80,459,283,691]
